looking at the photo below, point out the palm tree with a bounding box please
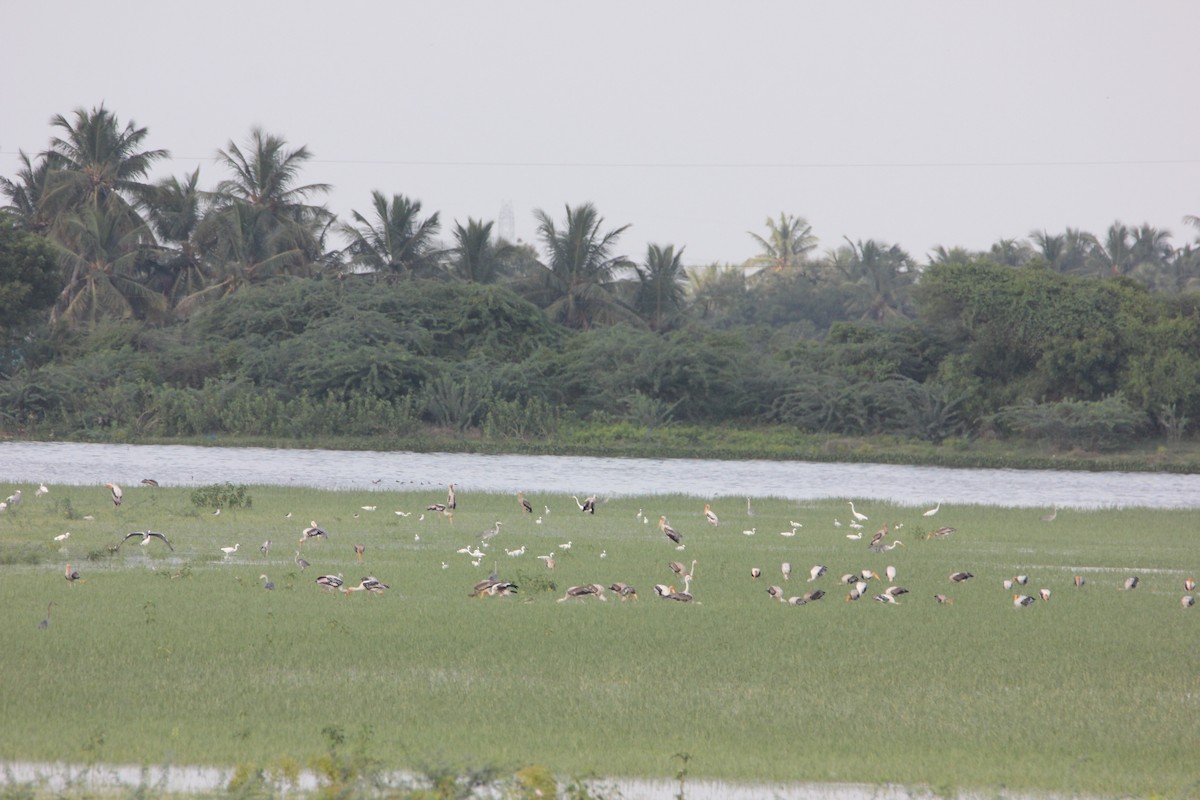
[1093,222,1135,276]
[205,128,332,264]
[988,238,1032,267]
[51,196,164,328]
[745,213,818,280]
[633,244,688,331]
[341,191,442,278]
[0,151,55,233]
[447,218,510,283]
[526,203,636,329]
[142,169,210,306]
[927,245,977,266]
[835,237,916,321]
[39,104,167,229]
[1029,230,1064,268]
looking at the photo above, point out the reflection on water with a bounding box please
[2,440,1199,509]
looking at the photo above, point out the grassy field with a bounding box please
[1,481,1197,799]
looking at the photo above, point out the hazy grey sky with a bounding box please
[5,0,1198,265]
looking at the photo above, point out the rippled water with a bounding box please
[2,441,1199,509]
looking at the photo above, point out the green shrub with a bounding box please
[190,482,252,509]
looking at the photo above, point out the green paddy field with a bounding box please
[1,482,1196,798]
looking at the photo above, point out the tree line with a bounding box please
[2,104,1200,451]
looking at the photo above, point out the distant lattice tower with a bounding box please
[498,201,515,242]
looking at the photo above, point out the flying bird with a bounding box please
[704,503,719,526]
[659,516,682,544]
[105,484,122,507]
[113,531,174,551]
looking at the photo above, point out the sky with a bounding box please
[4,0,1198,266]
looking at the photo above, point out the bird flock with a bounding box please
[14,482,1198,628]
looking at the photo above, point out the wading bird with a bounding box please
[54,532,70,543]
[926,526,956,540]
[803,589,826,602]
[4,489,22,509]
[809,565,827,582]
[140,478,158,487]
[481,521,502,541]
[873,593,898,604]
[1039,588,1051,601]
[923,501,941,517]
[35,484,49,497]
[869,540,905,554]
[64,564,81,585]
[1182,595,1195,608]
[1015,575,1029,585]
[704,503,719,526]
[750,567,762,579]
[934,594,953,604]
[1073,575,1085,587]
[670,560,696,581]
[869,524,889,548]
[1013,594,1036,607]
[886,565,897,582]
[294,551,310,571]
[845,530,863,541]
[659,516,682,545]
[505,546,526,557]
[746,497,754,517]
[471,578,518,598]
[105,484,122,507]
[220,544,239,557]
[883,586,908,599]
[300,521,328,545]
[660,575,694,602]
[518,492,533,514]
[315,574,343,592]
[260,574,274,590]
[113,531,174,551]
[610,582,638,600]
[1184,578,1196,593]
[766,585,784,601]
[1039,506,1057,522]
[848,501,868,521]
[260,540,271,557]
[1123,576,1139,590]
[742,527,756,536]
[354,544,365,561]
[38,601,55,629]
[446,483,457,510]
[949,571,974,583]
[537,553,555,569]
[559,583,607,602]
[573,494,597,514]
[781,562,792,581]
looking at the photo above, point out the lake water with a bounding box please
[2,440,1199,509]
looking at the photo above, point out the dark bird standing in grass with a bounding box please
[659,516,682,545]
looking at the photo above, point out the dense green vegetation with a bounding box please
[2,484,1197,799]
[4,105,1200,468]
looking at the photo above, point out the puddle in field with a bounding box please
[0,761,1094,800]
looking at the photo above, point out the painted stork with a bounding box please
[670,560,696,581]
[926,526,956,540]
[4,489,22,509]
[114,531,174,551]
[885,565,897,582]
[659,516,682,545]
[518,492,533,514]
[933,594,953,604]
[1184,578,1196,593]
[260,539,271,557]
[750,567,762,579]
[1013,593,1036,607]
[809,564,827,582]
[1182,595,1195,608]
[802,589,826,602]
[766,585,785,601]
[704,503,719,526]
[1123,576,1139,590]
[36,484,50,497]
[869,524,889,548]
[140,478,159,487]
[105,484,122,507]
[1073,575,1085,588]
[300,522,327,545]
[559,583,607,602]
[354,544,365,561]
[949,571,974,583]
[781,561,792,581]
[1039,588,1051,601]
[64,564,81,585]
[315,574,344,592]
[446,483,457,510]
[609,582,638,600]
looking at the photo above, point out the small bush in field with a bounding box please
[191,482,252,509]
